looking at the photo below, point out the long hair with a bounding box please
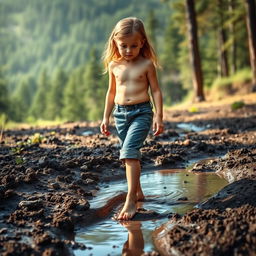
[102,17,160,73]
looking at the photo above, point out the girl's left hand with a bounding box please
[153,117,164,136]
[100,119,111,136]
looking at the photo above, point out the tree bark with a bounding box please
[185,0,205,102]
[217,0,229,77]
[229,0,237,74]
[244,0,256,86]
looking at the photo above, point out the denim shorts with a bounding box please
[113,101,153,160]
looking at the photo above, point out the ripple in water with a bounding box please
[74,168,228,256]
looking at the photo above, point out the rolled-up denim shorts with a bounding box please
[113,101,153,160]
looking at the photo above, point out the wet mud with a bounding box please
[150,99,256,256]
[1,95,256,255]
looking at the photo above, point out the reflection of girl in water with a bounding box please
[121,221,144,256]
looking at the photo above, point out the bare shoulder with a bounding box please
[109,60,123,73]
[109,61,117,72]
[143,58,155,73]
[139,57,153,67]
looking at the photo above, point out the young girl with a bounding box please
[100,17,164,220]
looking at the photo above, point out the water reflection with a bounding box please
[176,122,205,132]
[121,221,144,256]
[75,168,228,256]
[195,173,207,201]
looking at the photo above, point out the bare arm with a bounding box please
[147,62,164,136]
[100,64,116,136]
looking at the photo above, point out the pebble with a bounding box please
[177,197,188,201]
[49,182,60,189]
[81,165,88,171]
[85,178,95,185]
[19,199,43,209]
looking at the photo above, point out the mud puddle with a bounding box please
[74,160,228,256]
[176,122,207,132]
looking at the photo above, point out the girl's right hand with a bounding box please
[100,119,111,136]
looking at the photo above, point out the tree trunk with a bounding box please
[229,0,237,74]
[218,0,229,77]
[244,0,256,86]
[185,0,205,102]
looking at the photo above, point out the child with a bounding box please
[100,17,164,220]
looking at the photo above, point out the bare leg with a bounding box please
[118,159,141,220]
[121,221,144,255]
[137,179,145,201]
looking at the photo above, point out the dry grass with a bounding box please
[168,92,256,111]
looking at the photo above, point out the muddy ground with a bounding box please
[0,94,256,256]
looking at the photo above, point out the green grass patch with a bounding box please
[210,68,253,99]
[231,101,245,110]
[5,119,65,130]
[232,68,252,84]
[0,114,8,143]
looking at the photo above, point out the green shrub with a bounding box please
[212,77,233,91]
[232,69,252,84]
[231,101,245,110]
[210,69,253,99]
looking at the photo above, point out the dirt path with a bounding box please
[0,93,256,255]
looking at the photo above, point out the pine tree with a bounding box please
[229,0,238,74]
[0,68,9,115]
[62,70,86,121]
[146,9,158,51]
[46,69,67,120]
[162,14,182,72]
[11,79,31,121]
[83,49,104,121]
[30,70,50,120]
[244,0,256,86]
[217,0,229,77]
[185,0,205,101]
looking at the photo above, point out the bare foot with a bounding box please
[120,220,142,231]
[117,196,137,220]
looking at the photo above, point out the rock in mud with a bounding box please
[80,171,99,181]
[154,153,183,166]
[34,233,52,246]
[19,199,43,210]
[76,199,90,211]
[48,182,61,190]
[190,162,215,172]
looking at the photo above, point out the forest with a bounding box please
[0,0,255,123]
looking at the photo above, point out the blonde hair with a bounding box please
[102,17,159,73]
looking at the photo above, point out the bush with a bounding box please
[232,69,252,84]
[231,101,245,110]
[210,69,253,100]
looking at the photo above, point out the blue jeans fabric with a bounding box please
[113,101,153,160]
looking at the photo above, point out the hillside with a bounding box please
[0,0,169,90]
